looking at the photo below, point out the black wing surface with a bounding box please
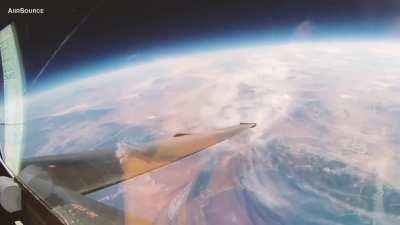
[21,123,255,194]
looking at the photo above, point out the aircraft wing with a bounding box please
[18,123,255,224]
[21,123,256,195]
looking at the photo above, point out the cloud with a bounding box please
[293,20,315,39]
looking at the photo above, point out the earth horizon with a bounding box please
[15,40,400,224]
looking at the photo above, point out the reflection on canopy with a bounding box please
[0,23,26,175]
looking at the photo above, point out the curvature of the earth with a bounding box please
[24,41,400,224]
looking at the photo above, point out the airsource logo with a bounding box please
[8,8,45,14]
